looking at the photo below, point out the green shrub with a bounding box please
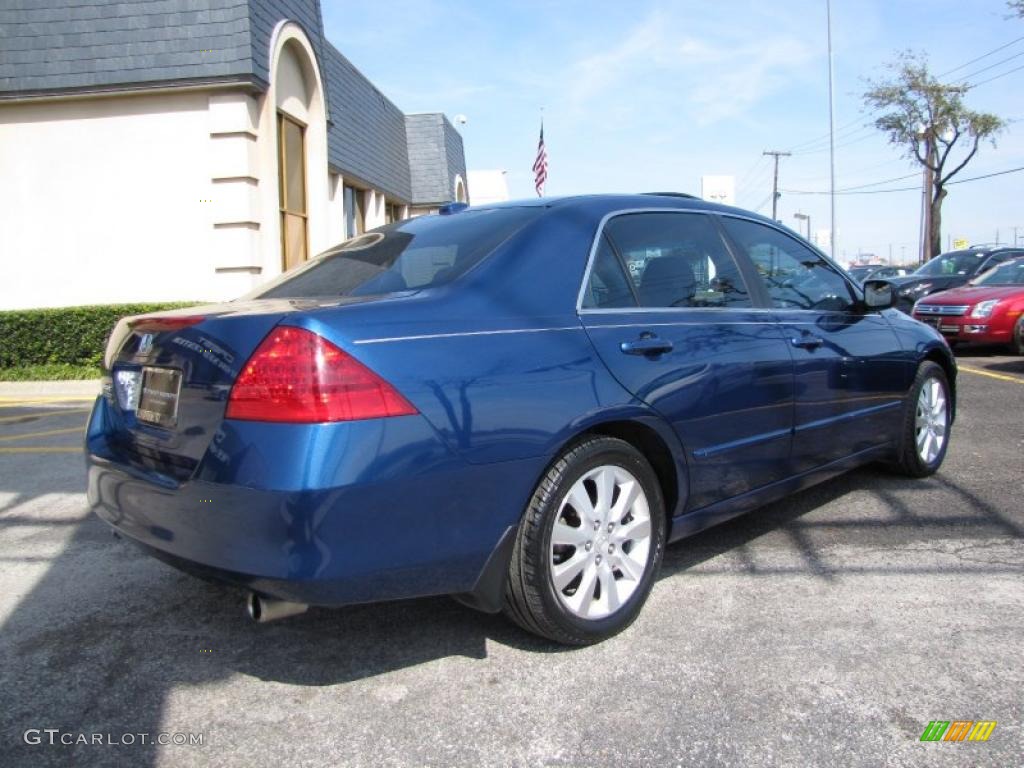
[0,363,102,381]
[0,303,197,373]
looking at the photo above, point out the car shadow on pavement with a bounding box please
[982,359,1024,374]
[2,458,1021,767]
[660,465,1022,580]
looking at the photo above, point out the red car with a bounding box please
[912,257,1024,353]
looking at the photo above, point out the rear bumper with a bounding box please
[85,397,541,606]
[911,314,1010,344]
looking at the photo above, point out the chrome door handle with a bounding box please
[620,336,674,356]
[791,335,824,349]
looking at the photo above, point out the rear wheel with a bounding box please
[892,361,951,477]
[504,436,665,645]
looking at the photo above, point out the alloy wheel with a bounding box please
[915,377,948,465]
[549,465,652,620]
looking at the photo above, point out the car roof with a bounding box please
[473,193,780,225]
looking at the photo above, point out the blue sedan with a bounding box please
[86,194,955,645]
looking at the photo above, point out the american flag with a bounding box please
[532,123,547,197]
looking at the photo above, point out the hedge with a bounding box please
[0,303,198,374]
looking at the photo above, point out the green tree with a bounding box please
[864,53,1004,258]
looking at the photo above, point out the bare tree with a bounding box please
[864,52,1004,258]
[1010,1,1023,17]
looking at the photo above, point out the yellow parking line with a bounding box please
[0,408,89,424]
[959,365,1024,384]
[0,446,81,454]
[0,426,84,442]
[0,396,97,405]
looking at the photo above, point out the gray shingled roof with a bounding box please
[0,1,256,94]
[0,0,463,205]
[406,113,465,205]
[324,43,411,203]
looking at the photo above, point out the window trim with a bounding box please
[277,111,309,270]
[576,208,771,314]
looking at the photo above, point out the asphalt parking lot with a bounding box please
[1,351,1021,768]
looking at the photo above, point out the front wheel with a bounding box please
[892,361,952,477]
[504,436,665,645]
[1012,316,1024,355]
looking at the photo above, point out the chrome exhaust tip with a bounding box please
[246,592,308,623]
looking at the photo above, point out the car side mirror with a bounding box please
[862,279,895,309]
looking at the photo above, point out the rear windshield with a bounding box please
[914,250,988,277]
[249,207,542,300]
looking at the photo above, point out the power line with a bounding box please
[793,130,878,156]
[736,156,770,187]
[968,62,1024,89]
[785,156,913,186]
[788,122,874,155]
[956,49,1024,84]
[781,165,1024,195]
[938,34,1024,77]
[784,113,874,153]
[752,192,774,213]
[737,164,773,196]
[836,171,921,191]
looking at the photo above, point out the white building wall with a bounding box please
[700,175,736,206]
[466,170,509,206]
[0,91,224,310]
[0,21,421,311]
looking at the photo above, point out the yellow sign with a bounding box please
[953,238,969,249]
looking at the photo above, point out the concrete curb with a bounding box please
[0,380,101,398]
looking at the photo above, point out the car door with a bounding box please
[579,210,795,512]
[719,216,907,473]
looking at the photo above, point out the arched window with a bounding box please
[454,175,467,204]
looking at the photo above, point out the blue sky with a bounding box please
[322,0,1024,264]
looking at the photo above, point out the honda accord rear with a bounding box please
[87,206,552,609]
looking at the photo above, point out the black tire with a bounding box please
[503,435,666,645]
[892,361,952,478]
[1012,316,1024,356]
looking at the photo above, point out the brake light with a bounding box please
[225,327,417,423]
[130,316,206,332]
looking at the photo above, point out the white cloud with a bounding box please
[556,6,819,127]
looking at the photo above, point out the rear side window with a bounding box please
[250,207,541,299]
[582,235,637,309]
[721,217,856,312]
[585,212,751,309]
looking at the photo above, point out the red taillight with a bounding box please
[130,316,206,332]
[225,327,418,423]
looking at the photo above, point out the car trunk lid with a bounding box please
[100,299,341,480]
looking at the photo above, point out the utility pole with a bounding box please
[826,0,837,258]
[764,150,791,221]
